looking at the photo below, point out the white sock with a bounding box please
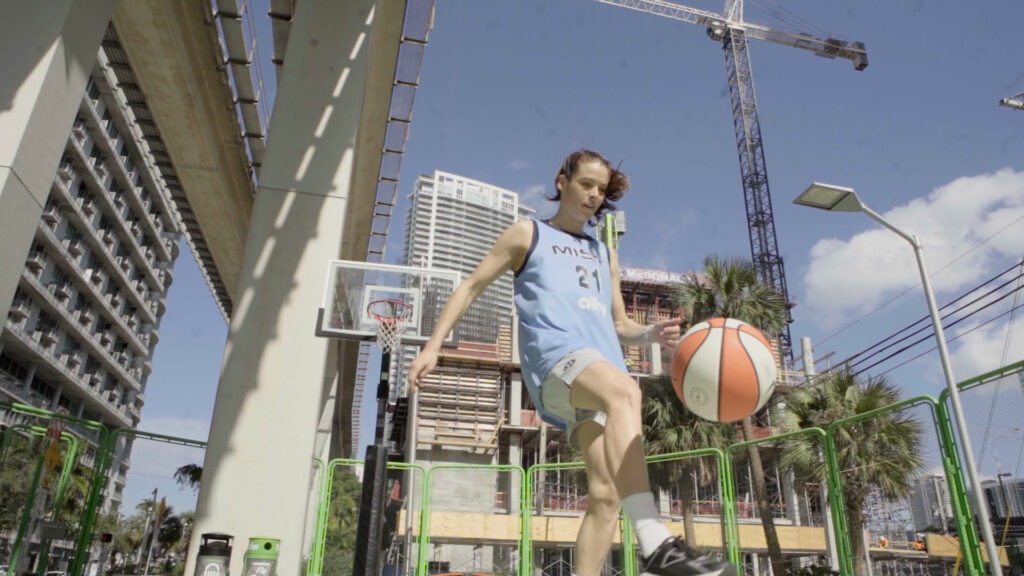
[621,492,672,558]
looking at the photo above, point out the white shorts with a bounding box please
[540,348,609,449]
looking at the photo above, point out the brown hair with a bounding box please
[547,149,629,222]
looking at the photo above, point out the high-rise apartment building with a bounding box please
[0,34,182,512]
[389,171,531,457]
[909,474,954,533]
[402,170,531,344]
[983,476,1024,519]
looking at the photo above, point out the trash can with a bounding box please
[194,533,233,576]
[242,538,279,576]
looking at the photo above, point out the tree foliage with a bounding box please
[321,468,363,575]
[777,369,924,576]
[173,463,203,492]
[671,255,788,573]
[642,375,736,545]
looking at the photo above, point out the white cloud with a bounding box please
[518,183,551,213]
[949,314,1024,380]
[509,159,530,171]
[803,168,1024,326]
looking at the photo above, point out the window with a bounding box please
[36,312,56,333]
[0,353,29,381]
[64,224,82,242]
[87,78,100,102]
[84,356,100,375]
[61,335,77,355]
[30,378,55,399]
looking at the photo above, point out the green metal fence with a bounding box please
[0,401,207,576]
[726,428,832,575]
[5,360,1024,576]
[941,359,1024,576]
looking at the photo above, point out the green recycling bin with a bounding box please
[242,537,279,576]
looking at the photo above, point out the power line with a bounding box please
[856,284,1023,375]
[825,263,1024,374]
[875,300,1024,379]
[845,266,1024,372]
[817,211,1024,346]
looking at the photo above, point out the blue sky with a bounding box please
[127,0,1024,512]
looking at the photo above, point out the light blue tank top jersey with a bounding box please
[514,220,627,429]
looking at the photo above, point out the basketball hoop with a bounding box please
[367,299,413,354]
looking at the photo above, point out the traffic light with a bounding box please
[100,533,113,543]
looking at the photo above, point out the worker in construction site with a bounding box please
[410,148,735,576]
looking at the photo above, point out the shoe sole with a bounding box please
[641,564,737,576]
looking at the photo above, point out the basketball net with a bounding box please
[367,299,413,355]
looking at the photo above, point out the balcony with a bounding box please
[88,268,106,285]
[42,204,60,225]
[52,281,73,301]
[78,308,95,326]
[9,300,31,321]
[72,123,88,142]
[66,238,84,256]
[37,328,58,347]
[61,352,82,370]
[100,229,115,245]
[131,355,153,375]
[116,255,131,272]
[25,252,45,272]
[57,163,75,184]
[80,196,97,216]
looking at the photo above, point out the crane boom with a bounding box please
[595,0,867,69]
[1000,92,1024,110]
[596,0,867,362]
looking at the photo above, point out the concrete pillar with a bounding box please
[24,364,36,389]
[0,1,115,317]
[185,2,405,573]
[50,383,63,411]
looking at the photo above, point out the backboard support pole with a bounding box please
[353,349,393,576]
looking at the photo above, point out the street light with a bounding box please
[794,182,1004,576]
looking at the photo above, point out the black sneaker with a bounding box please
[641,537,736,576]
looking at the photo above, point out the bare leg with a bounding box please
[575,421,620,576]
[570,361,651,498]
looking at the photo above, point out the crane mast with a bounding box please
[720,28,793,356]
[595,0,867,362]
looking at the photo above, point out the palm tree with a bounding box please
[672,255,788,575]
[776,369,923,576]
[642,375,737,546]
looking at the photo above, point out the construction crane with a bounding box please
[595,0,867,362]
[999,91,1024,110]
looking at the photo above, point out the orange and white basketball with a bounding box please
[670,318,777,422]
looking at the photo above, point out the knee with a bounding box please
[587,478,621,520]
[605,378,642,412]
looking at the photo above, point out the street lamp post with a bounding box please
[794,182,1004,576]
